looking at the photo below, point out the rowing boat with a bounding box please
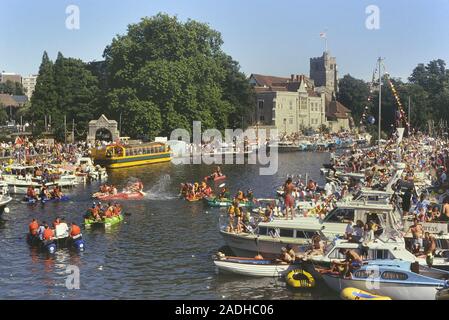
[204,197,255,208]
[93,191,145,201]
[84,214,124,228]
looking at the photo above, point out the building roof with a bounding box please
[249,74,291,87]
[0,94,28,107]
[326,100,351,119]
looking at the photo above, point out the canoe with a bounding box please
[205,197,255,208]
[340,287,392,300]
[84,214,124,228]
[94,192,145,201]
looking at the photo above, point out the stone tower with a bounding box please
[310,51,338,97]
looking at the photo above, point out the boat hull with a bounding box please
[84,214,124,228]
[220,230,310,259]
[95,153,171,169]
[322,273,442,300]
[214,259,295,277]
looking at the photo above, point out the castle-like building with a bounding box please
[249,51,351,134]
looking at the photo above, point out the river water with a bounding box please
[0,152,338,300]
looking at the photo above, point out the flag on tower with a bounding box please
[320,32,326,38]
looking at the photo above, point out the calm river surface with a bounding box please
[0,152,338,299]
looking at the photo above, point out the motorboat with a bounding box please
[320,259,449,300]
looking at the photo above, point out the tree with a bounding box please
[54,52,100,139]
[103,13,253,139]
[30,51,58,134]
[337,75,370,124]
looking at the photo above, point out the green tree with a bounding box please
[54,52,100,139]
[30,51,58,134]
[337,74,370,124]
[103,13,253,139]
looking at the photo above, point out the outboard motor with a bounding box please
[73,238,85,252]
[43,240,56,254]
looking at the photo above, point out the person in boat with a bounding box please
[52,217,61,228]
[112,203,121,216]
[42,224,55,242]
[29,218,39,238]
[226,201,240,233]
[286,244,296,261]
[245,189,255,203]
[423,232,436,257]
[264,204,274,222]
[331,248,363,277]
[209,166,223,180]
[283,177,295,220]
[111,185,118,195]
[235,190,245,202]
[218,186,230,200]
[69,222,82,240]
[408,218,424,254]
[276,247,294,264]
[56,218,69,238]
[52,186,63,199]
[104,203,114,218]
[27,186,38,200]
[440,198,449,222]
[37,221,46,241]
[234,201,244,234]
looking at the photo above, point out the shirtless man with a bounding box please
[441,199,449,222]
[283,178,295,220]
[408,218,424,254]
[331,249,363,277]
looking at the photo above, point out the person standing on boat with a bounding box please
[441,198,449,221]
[408,218,424,254]
[283,177,295,220]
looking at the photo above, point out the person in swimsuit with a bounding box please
[283,178,295,220]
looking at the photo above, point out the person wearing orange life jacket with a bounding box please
[42,225,54,241]
[29,219,39,236]
[69,222,82,239]
[113,203,121,216]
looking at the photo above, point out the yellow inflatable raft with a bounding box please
[340,288,392,300]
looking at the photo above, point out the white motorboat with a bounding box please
[213,255,298,277]
[320,259,449,300]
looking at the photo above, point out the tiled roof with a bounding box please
[0,94,26,107]
[326,100,351,119]
[250,74,291,87]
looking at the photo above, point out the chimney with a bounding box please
[290,74,294,81]
[295,74,299,81]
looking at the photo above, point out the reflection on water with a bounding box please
[0,152,338,299]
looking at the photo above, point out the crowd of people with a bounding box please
[84,202,122,221]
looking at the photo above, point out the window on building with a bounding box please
[289,118,293,124]
[260,116,265,122]
[258,100,264,110]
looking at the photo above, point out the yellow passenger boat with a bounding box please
[91,142,171,169]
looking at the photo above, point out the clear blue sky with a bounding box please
[1,0,448,81]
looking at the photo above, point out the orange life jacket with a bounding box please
[29,221,39,235]
[70,225,81,237]
[43,228,54,240]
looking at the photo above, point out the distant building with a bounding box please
[249,52,352,134]
[0,72,22,84]
[251,74,327,135]
[21,75,38,99]
[310,51,338,99]
[0,94,28,119]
